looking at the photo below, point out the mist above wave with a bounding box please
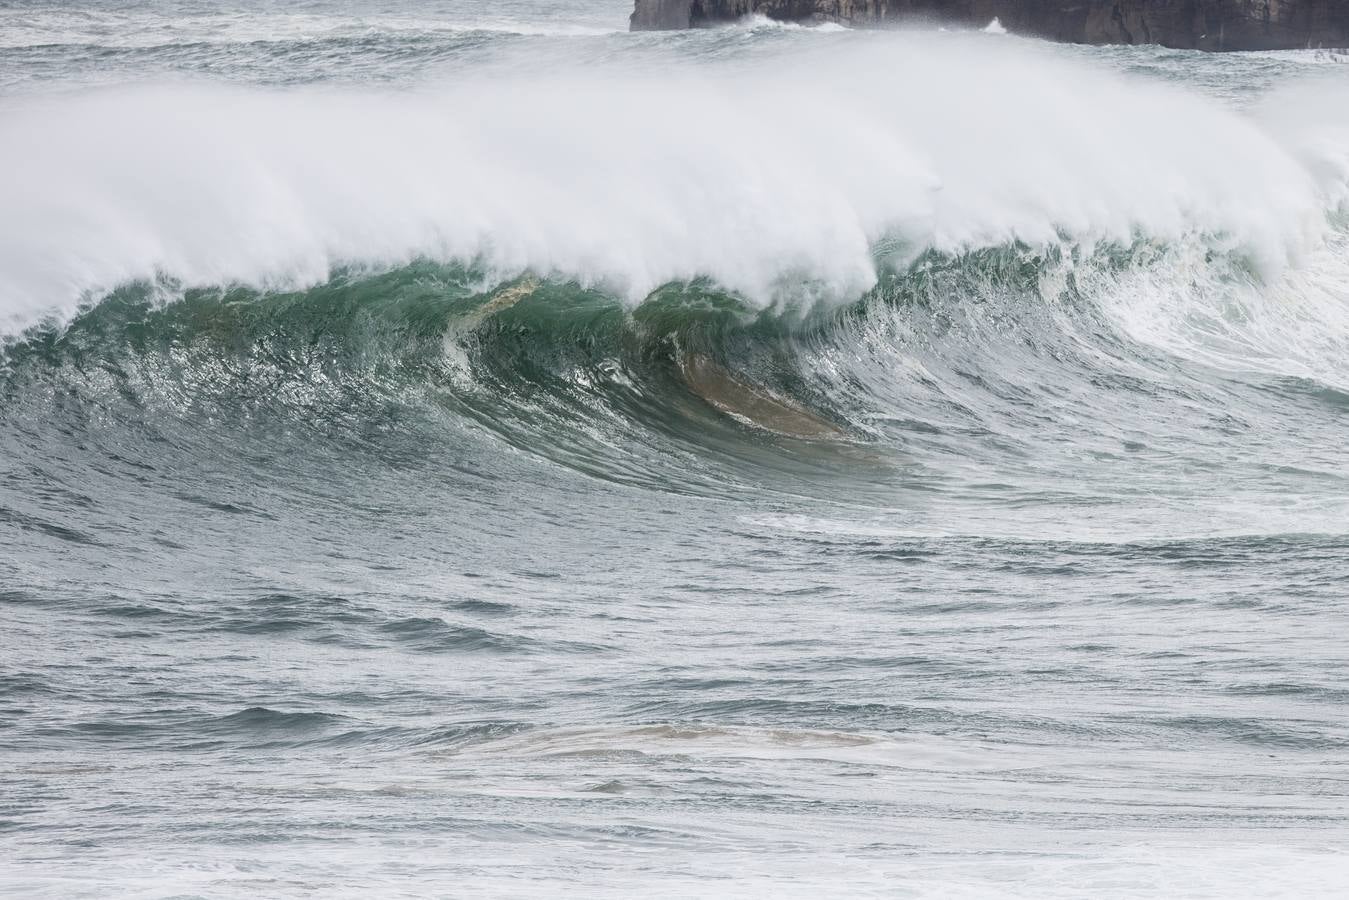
[0,32,1345,333]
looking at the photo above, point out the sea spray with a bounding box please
[1,33,1343,333]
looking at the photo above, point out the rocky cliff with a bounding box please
[629,0,1349,50]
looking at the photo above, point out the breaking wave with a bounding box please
[2,31,1348,499]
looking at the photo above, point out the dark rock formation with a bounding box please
[629,0,1349,51]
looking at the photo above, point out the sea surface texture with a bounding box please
[2,2,1349,896]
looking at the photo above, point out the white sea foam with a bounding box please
[739,14,850,32]
[3,833,1346,899]
[1092,230,1349,390]
[0,33,1345,332]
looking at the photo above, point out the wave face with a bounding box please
[4,4,1349,898]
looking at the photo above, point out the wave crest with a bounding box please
[1,33,1345,334]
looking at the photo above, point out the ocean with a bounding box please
[2,1,1348,896]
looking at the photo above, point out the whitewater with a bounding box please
[2,1,1349,897]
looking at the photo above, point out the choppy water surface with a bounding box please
[2,1,1349,896]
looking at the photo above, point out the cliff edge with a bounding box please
[629,1,1349,51]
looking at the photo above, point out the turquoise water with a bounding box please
[2,2,1349,896]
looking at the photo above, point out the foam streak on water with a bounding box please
[1,2,1348,897]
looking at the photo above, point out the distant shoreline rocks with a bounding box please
[630,1,1349,52]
